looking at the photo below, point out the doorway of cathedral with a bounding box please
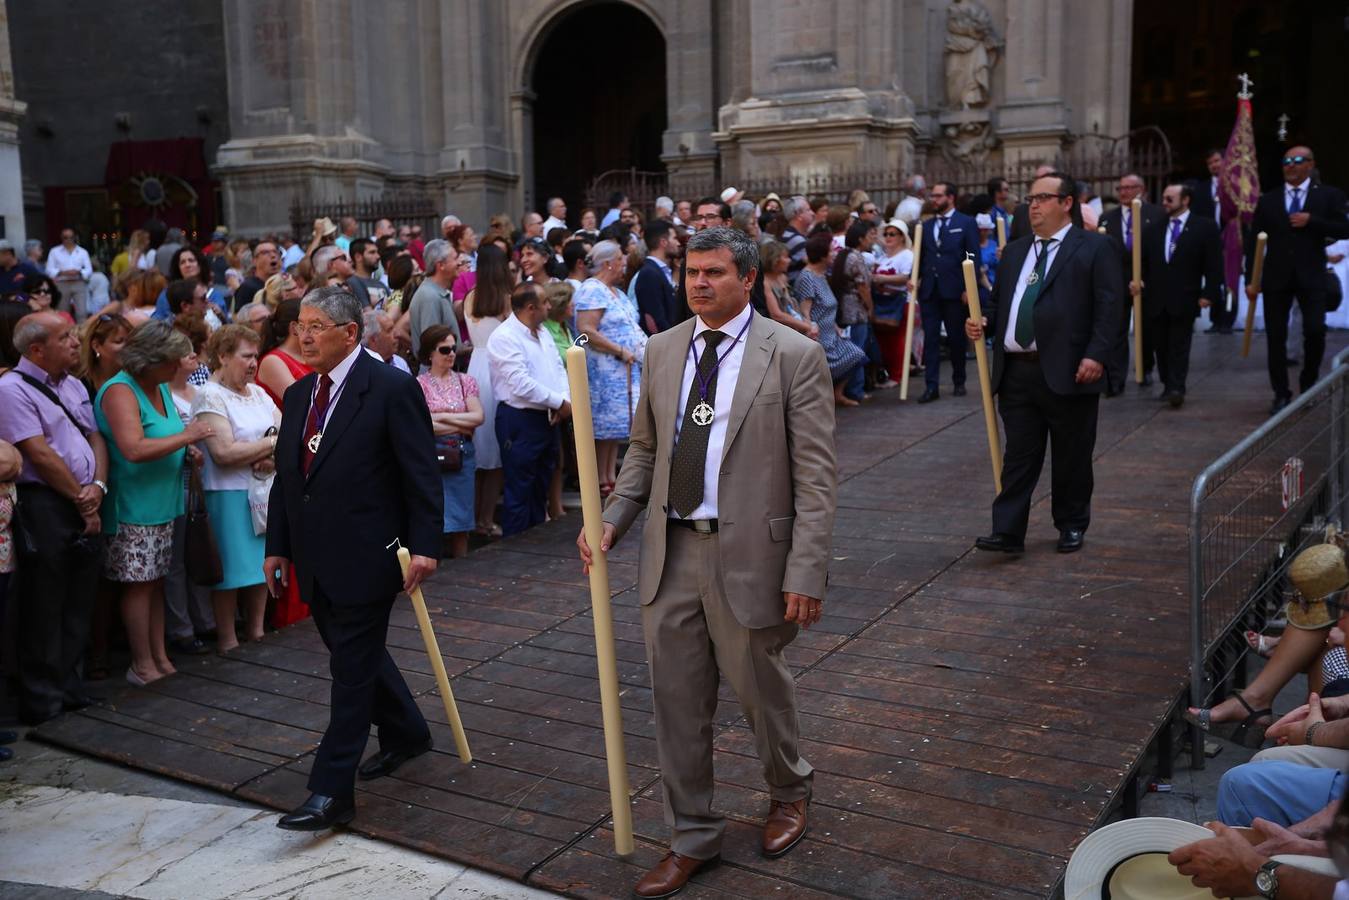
[529,2,666,225]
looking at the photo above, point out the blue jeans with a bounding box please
[495,404,558,537]
[1217,760,1346,827]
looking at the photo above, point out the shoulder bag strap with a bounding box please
[9,370,91,436]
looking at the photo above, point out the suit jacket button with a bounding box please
[303,494,310,503]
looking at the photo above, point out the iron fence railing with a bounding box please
[1187,351,1349,766]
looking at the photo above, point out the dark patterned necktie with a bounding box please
[301,374,332,475]
[668,330,725,518]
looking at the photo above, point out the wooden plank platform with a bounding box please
[34,336,1338,898]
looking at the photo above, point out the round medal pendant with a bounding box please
[307,432,323,454]
[691,402,715,427]
[1026,271,1040,285]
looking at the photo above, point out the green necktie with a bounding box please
[1014,239,1053,347]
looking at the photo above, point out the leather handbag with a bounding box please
[185,466,223,586]
[433,373,466,472]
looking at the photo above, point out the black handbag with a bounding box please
[435,435,463,472]
[1327,268,1344,313]
[185,467,223,586]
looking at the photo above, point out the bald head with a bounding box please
[1283,145,1315,186]
[14,311,79,375]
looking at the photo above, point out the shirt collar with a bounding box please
[16,355,64,387]
[1172,210,1191,227]
[1288,178,1311,194]
[1037,222,1073,246]
[324,344,363,388]
[508,311,541,339]
[693,302,753,345]
[652,256,671,275]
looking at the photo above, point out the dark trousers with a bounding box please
[1150,309,1197,394]
[1209,289,1237,330]
[495,403,558,537]
[1264,288,1327,396]
[307,584,428,799]
[920,294,968,391]
[14,484,103,722]
[991,358,1100,540]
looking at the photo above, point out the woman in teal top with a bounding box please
[95,320,213,688]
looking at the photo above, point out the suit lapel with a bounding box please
[720,312,774,460]
[1039,228,1083,296]
[659,318,698,453]
[305,351,371,482]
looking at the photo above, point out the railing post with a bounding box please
[1189,474,1208,770]
[1332,372,1345,529]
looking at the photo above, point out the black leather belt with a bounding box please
[670,518,718,533]
[1007,351,1040,361]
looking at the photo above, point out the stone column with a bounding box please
[661,0,719,191]
[995,0,1070,164]
[0,3,26,245]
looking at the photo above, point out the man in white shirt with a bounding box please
[541,197,567,235]
[45,228,93,321]
[487,282,571,536]
[360,310,411,373]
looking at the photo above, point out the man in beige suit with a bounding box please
[578,227,836,898]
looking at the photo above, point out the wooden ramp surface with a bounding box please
[35,336,1327,899]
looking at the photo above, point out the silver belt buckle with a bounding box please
[692,519,715,534]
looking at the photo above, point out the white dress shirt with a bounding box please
[1210,175,1221,221]
[311,344,363,418]
[45,243,92,281]
[671,302,753,520]
[1286,177,1311,212]
[1164,210,1190,263]
[542,215,567,235]
[1004,222,1073,353]
[486,312,569,411]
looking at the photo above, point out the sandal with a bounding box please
[1245,630,1279,658]
[1183,692,1274,748]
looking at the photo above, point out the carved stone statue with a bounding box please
[944,0,1002,110]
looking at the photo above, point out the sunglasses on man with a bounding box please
[1282,155,1313,166]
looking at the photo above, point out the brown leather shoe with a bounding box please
[632,851,720,898]
[761,798,808,858]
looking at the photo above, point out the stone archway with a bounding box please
[526,2,667,222]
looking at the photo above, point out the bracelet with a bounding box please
[1305,721,1324,747]
[90,479,108,494]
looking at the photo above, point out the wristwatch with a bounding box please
[1255,860,1280,898]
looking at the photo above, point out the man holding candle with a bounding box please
[1245,146,1349,414]
[965,173,1124,555]
[263,285,443,831]
[578,227,835,898]
[1099,174,1163,392]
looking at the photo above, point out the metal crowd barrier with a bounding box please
[1187,348,1349,768]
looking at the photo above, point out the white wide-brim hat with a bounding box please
[1064,818,1222,900]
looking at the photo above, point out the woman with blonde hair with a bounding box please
[115,270,166,325]
[95,320,214,685]
[78,312,132,394]
[191,324,281,652]
[260,271,301,311]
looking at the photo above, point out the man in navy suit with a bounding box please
[1099,173,1164,390]
[1246,146,1349,413]
[1132,183,1224,407]
[917,181,983,402]
[634,220,680,334]
[965,173,1124,555]
[264,285,443,830]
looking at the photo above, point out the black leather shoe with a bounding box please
[953,384,967,397]
[171,636,211,655]
[1057,529,1085,553]
[1167,391,1185,409]
[917,388,940,404]
[1270,394,1292,415]
[276,793,355,831]
[975,534,1025,554]
[357,738,432,781]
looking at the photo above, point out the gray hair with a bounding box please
[165,227,185,243]
[301,284,365,340]
[360,309,382,346]
[586,239,623,275]
[119,319,191,376]
[440,215,461,232]
[783,195,810,221]
[547,197,565,214]
[685,227,760,278]
[13,313,58,356]
[422,238,453,273]
[236,301,268,322]
[312,244,343,276]
[23,239,42,255]
[654,196,674,215]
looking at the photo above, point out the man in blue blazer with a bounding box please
[965,173,1124,555]
[917,181,983,402]
[634,220,680,334]
[264,285,443,830]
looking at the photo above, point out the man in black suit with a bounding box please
[1247,146,1349,413]
[965,173,1123,555]
[1099,173,1164,389]
[634,220,680,334]
[264,285,443,830]
[1132,183,1224,408]
[916,181,983,402]
[1188,149,1234,332]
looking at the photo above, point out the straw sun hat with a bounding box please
[1289,542,1349,601]
[1064,818,1230,900]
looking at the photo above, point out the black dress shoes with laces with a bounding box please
[1057,529,1085,553]
[917,388,940,404]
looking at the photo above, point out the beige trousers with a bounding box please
[641,526,812,859]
